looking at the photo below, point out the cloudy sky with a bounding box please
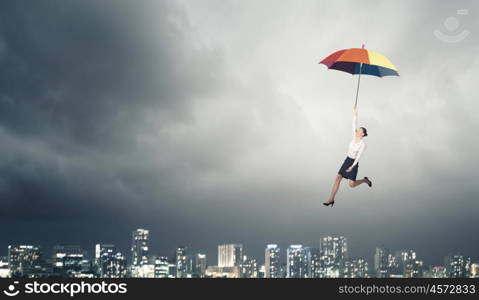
[0,0,478,266]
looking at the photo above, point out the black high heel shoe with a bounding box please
[364,177,372,187]
[323,201,335,207]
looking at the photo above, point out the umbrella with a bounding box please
[319,45,399,106]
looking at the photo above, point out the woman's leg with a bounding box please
[326,174,343,203]
[348,178,367,188]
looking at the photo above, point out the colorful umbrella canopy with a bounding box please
[319,46,399,77]
[319,45,399,106]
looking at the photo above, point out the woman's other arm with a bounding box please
[351,142,366,167]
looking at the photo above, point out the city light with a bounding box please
[0,230,476,279]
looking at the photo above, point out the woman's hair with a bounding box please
[360,127,368,137]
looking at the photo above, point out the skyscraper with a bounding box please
[218,244,243,267]
[395,250,423,278]
[176,246,191,278]
[95,244,127,278]
[95,244,115,276]
[387,252,402,277]
[8,245,50,278]
[286,245,308,278]
[344,258,369,278]
[265,244,281,278]
[52,245,84,276]
[258,265,266,278]
[131,229,149,267]
[240,255,258,278]
[374,246,389,278]
[319,236,348,278]
[306,247,321,278]
[192,254,207,278]
[445,254,471,278]
[152,256,170,278]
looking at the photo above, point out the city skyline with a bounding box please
[0,229,479,265]
[1,229,477,278]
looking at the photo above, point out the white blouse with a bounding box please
[347,115,366,167]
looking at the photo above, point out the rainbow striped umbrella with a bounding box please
[319,45,399,106]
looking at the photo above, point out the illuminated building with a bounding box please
[344,258,369,278]
[176,247,191,278]
[8,245,48,277]
[240,255,258,278]
[470,263,479,278]
[52,245,84,276]
[218,244,243,268]
[286,245,308,278]
[306,247,321,278]
[152,256,169,278]
[265,244,281,278]
[319,236,348,278]
[445,254,471,278]
[131,229,149,266]
[395,250,423,278]
[374,246,389,278]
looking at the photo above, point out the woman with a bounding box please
[323,106,372,207]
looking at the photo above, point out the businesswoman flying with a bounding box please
[323,106,372,207]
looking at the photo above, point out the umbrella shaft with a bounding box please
[354,64,362,107]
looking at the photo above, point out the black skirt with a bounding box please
[338,156,358,181]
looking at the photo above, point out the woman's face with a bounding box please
[355,128,364,137]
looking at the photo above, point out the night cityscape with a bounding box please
[1,229,477,279]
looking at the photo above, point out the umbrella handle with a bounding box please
[354,63,362,107]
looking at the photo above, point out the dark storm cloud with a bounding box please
[0,0,202,147]
[0,0,229,253]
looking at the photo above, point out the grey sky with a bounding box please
[0,0,478,266]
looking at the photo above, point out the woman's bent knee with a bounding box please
[348,180,355,187]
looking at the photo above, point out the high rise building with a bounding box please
[286,245,308,278]
[319,236,348,278]
[176,247,191,278]
[112,253,127,278]
[306,247,321,278]
[445,255,471,278]
[95,244,127,278]
[387,253,402,277]
[240,255,258,278]
[8,245,51,278]
[131,229,149,267]
[204,244,242,278]
[258,265,266,278]
[394,250,423,278]
[191,254,207,278]
[152,256,169,278]
[168,260,177,278]
[344,258,369,278]
[374,246,389,278]
[52,245,84,276]
[218,244,243,268]
[265,244,281,278]
[95,244,115,276]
